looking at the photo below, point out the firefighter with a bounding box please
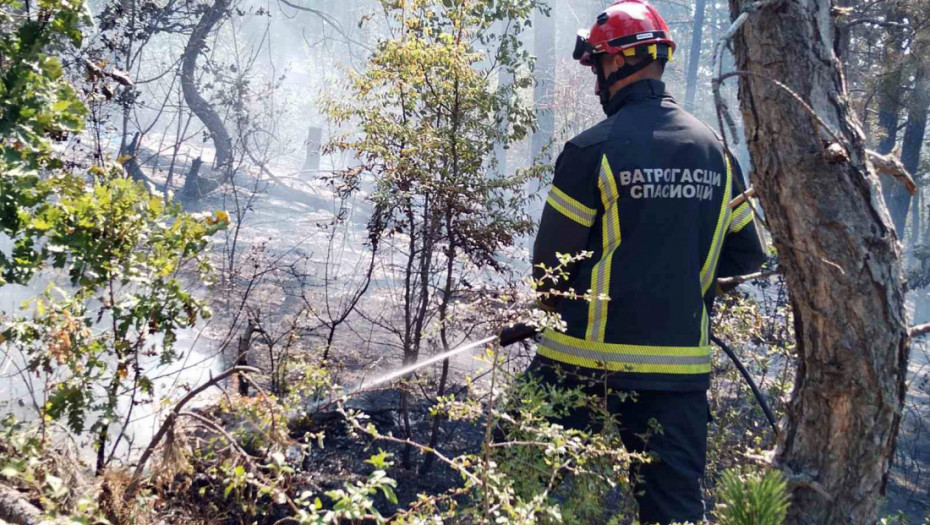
[528,1,767,523]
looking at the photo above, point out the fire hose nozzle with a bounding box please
[499,323,538,347]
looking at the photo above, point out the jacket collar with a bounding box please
[604,79,672,117]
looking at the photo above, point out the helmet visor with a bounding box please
[573,29,596,66]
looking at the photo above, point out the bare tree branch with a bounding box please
[717,270,780,288]
[866,149,917,195]
[908,323,930,339]
[82,57,134,87]
[126,365,260,496]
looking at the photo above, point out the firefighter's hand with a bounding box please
[499,323,538,347]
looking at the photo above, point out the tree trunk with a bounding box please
[301,126,322,175]
[124,132,152,185]
[684,0,707,112]
[911,189,921,250]
[875,11,909,237]
[904,56,930,320]
[419,215,456,476]
[181,0,233,172]
[901,60,929,190]
[236,321,255,396]
[729,1,909,523]
[903,64,928,253]
[180,157,218,200]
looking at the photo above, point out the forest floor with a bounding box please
[295,388,484,514]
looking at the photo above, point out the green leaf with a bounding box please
[1,465,21,478]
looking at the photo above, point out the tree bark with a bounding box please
[179,157,219,200]
[729,1,909,523]
[181,0,233,172]
[684,0,707,112]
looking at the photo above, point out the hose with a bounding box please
[710,334,779,435]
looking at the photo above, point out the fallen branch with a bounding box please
[866,149,917,195]
[125,365,260,497]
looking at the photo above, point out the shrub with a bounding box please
[714,468,790,525]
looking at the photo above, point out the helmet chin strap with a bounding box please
[595,56,656,112]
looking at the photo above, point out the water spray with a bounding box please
[353,335,498,394]
[309,334,499,412]
[311,322,778,436]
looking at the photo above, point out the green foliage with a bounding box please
[1,0,90,285]
[0,0,223,474]
[325,0,542,269]
[322,451,398,522]
[324,0,549,484]
[335,360,648,524]
[0,415,115,521]
[484,372,646,524]
[2,174,222,438]
[714,468,790,525]
[0,0,89,172]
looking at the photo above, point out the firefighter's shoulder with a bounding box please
[566,113,621,150]
[678,108,725,145]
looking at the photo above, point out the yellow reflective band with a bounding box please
[700,153,734,294]
[587,155,622,342]
[546,185,596,227]
[647,44,657,59]
[539,330,713,374]
[700,303,708,347]
[623,48,637,57]
[729,202,754,234]
[668,47,674,62]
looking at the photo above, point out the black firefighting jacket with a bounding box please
[532,79,766,392]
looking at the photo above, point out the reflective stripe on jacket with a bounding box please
[531,79,766,392]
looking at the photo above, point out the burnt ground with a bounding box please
[290,388,486,516]
[884,340,930,521]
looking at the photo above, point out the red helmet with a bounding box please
[573,0,675,67]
